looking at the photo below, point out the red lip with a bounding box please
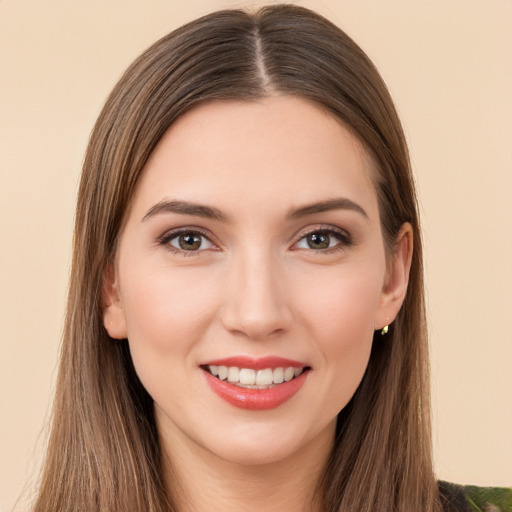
[201,356,306,370]
[202,367,309,411]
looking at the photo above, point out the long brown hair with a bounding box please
[34,5,440,511]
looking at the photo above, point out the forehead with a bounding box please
[131,96,379,221]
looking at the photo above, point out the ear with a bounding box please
[375,223,413,330]
[102,263,128,339]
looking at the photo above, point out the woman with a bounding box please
[30,5,505,512]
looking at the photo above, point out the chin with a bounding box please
[186,413,337,468]
[211,435,304,466]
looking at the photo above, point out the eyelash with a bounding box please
[158,225,352,255]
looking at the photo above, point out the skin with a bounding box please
[103,96,412,512]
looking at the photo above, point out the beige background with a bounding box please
[1,0,511,510]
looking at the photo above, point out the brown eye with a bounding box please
[306,232,330,249]
[295,229,348,251]
[179,233,202,250]
[167,231,213,252]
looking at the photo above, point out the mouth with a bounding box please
[200,357,311,410]
[201,364,308,389]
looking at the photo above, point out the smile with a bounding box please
[200,357,310,410]
[205,365,305,388]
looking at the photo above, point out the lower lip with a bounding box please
[203,370,308,410]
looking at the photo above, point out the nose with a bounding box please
[220,249,293,340]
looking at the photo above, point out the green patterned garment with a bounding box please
[463,485,512,512]
[440,482,512,512]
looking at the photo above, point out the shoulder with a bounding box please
[438,481,512,512]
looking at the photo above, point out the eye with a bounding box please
[295,229,348,251]
[164,231,214,252]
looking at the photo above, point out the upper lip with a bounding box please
[200,356,308,370]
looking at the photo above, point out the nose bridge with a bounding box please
[221,243,292,339]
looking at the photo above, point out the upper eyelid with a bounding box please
[293,224,350,241]
[159,226,213,240]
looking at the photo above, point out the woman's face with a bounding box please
[104,96,410,466]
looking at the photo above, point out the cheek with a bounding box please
[118,262,221,385]
[118,264,222,414]
[297,264,383,343]
[294,265,383,406]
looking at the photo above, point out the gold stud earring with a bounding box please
[381,325,389,335]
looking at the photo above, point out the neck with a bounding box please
[160,422,334,512]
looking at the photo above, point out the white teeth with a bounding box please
[284,367,295,381]
[273,367,284,384]
[207,365,305,386]
[256,368,273,386]
[218,366,228,380]
[239,368,256,385]
[227,367,240,383]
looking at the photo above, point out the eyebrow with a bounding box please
[142,197,368,223]
[287,198,369,220]
[142,199,229,222]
